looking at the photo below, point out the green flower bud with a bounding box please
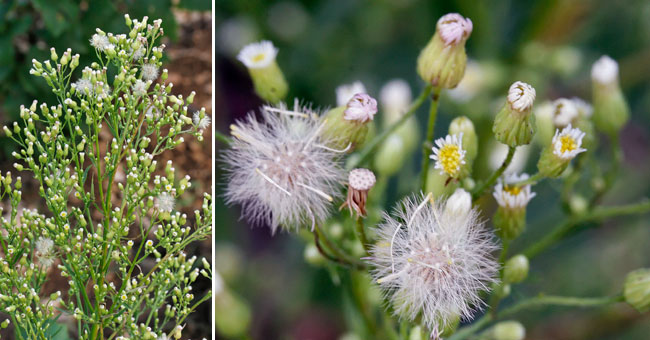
[321,93,377,150]
[417,13,472,88]
[591,56,629,136]
[489,321,526,340]
[374,134,407,176]
[237,41,288,103]
[624,268,650,313]
[449,116,478,164]
[493,81,536,147]
[503,254,529,284]
[493,206,526,240]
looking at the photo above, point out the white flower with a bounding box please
[223,101,345,233]
[89,34,113,51]
[380,79,412,119]
[156,192,175,212]
[431,133,466,177]
[369,193,498,333]
[507,81,536,112]
[444,188,472,218]
[591,55,618,85]
[552,124,587,160]
[493,173,536,209]
[141,63,159,81]
[132,80,148,97]
[551,98,578,127]
[437,13,473,46]
[344,93,377,123]
[237,40,278,69]
[193,111,211,130]
[73,78,93,96]
[336,81,367,107]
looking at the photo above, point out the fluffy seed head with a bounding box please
[507,81,536,112]
[237,40,278,69]
[35,237,55,268]
[437,13,473,46]
[223,101,345,233]
[369,193,498,333]
[132,79,148,96]
[90,34,113,51]
[142,63,159,81]
[336,81,367,107]
[493,173,536,209]
[552,124,587,160]
[591,55,619,85]
[73,78,93,96]
[344,93,377,123]
[156,192,175,212]
[193,111,211,130]
[431,133,466,178]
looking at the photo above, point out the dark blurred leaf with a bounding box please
[177,0,211,11]
[32,0,79,37]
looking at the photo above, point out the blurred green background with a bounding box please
[215,0,650,339]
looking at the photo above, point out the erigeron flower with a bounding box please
[336,81,367,107]
[90,33,113,51]
[551,124,586,160]
[193,111,211,130]
[437,13,473,46]
[223,101,345,233]
[340,168,376,217]
[237,40,278,69]
[493,81,537,147]
[551,98,578,127]
[156,192,175,212]
[72,78,93,96]
[591,55,618,85]
[344,93,377,123]
[431,133,466,178]
[141,63,159,81]
[493,173,536,209]
[369,193,498,334]
[132,79,148,96]
[507,81,536,112]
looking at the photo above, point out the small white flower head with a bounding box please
[344,93,377,123]
[132,79,148,97]
[336,81,367,107]
[341,168,376,216]
[237,40,278,69]
[591,55,619,85]
[223,101,345,233]
[73,78,93,96]
[132,47,145,60]
[90,33,113,51]
[437,13,473,46]
[493,173,536,209]
[156,192,175,212]
[431,133,466,178]
[551,98,578,127]
[444,188,472,218]
[35,237,56,268]
[141,63,159,81]
[193,111,211,130]
[380,79,412,116]
[507,81,536,112]
[552,124,587,160]
[571,97,593,118]
[369,193,498,333]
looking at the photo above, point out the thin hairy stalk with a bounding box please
[419,88,442,191]
[347,84,433,169]
[472,146,516,201]
[523,199,650,258]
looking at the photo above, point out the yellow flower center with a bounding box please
[252,53,266,63]
[559,135,577,153]
[439,145,462,176]
[504,185,522,196]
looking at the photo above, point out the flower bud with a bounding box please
[449,116,478,164]
[374,134,407,176]
[417,13,472,88]
[321,93,377,150]
[624,268,650,313]
[493,81,536,147]
[237,40,288,103]
[503,254,529,284]
[591,56,629,136]
[537,124,586,178]
[444,188,471,218]
[380,79,420,151]
[489,321,526,340]
[493,173,536,240]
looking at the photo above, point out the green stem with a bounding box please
[348,84,433,170]
[419,88,441,191]
[313,225,366,269]
[590,133,622,207]
[472,146,516,201]
[355,217,370,255]
[215,130,232,146]
[523,199,650,258]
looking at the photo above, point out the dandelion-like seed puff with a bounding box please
[369,193,498,335]
[223,101,346,234]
